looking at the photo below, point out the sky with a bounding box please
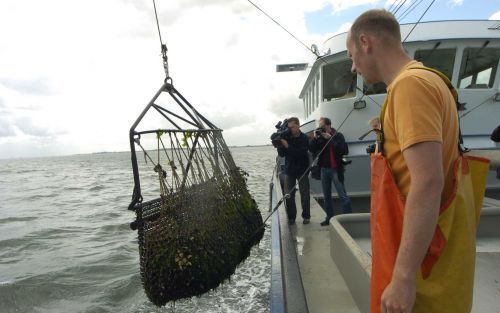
[0,0,499,159]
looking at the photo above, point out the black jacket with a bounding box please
[277,132,309,178]
[491,124,500,142]
[309,128,349,181]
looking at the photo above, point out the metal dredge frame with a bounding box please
[128,79,237,213]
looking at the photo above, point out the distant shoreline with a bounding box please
[0,144,274,160]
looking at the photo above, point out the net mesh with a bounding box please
[129,83,264,306]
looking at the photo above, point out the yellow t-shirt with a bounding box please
[383,61,459,201]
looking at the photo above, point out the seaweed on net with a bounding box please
[128,82,264,306]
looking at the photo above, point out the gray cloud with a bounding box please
[267,94,303,119]
[204,110,256,130]
[0,98,9,116]
[0,77,54,95]
[0,117,16,137]
[0,97,40,115]
[0,140,74,160]
[120,0,251,27]
[10,117,66,138]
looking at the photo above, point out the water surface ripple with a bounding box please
[0,146,276,313]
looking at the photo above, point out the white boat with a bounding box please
[298,20,500,198]
[270,19,500,313]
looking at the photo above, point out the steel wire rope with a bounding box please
[459,95,494,120]
[260,0,437,234]
[243,0,386,230]
[246,0,314,54]
[388,0,402,13]
[392,0,408,16]
[402,0,436,42]
[398,0,425,21]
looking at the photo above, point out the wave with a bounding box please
[0,148,275,313]
[89,185,105,192]
[0,216,37,225]
[62,186,84,191]
[25,193,58,201]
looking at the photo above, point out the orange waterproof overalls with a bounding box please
[370,67,490,313]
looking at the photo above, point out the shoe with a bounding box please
[288,220,296,225]
[320,220,330,226]
[302,219,310,225]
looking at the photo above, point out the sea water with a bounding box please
[0,146,276,313]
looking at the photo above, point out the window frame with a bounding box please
[457,46,500,90]
[321,58,357,102]
[414,46,457,81]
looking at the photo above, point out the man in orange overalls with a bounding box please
[346,9,489,313]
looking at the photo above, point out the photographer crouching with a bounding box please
[309,117,352,226]
[272,117,311,225]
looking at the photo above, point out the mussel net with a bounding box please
[128,82,264,306]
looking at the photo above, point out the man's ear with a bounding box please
[359,33,372,53]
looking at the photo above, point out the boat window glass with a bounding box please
[363,82,387,95]
[307,88,312,116]
[322,59,356,101]
[458,47,500,89]
[308,87,312,114]
[305,92,309,116]
[306,89,309,116]
[414,48,456,80]
[312,80,316,110]
[316,74,320,108]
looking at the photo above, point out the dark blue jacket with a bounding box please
[277,132,309,178]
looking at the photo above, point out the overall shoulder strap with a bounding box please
[406,66,467,154]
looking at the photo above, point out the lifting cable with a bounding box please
[403,0,436,42]
[243,1,382,226]
[392,0,408,16]
[388,0,402,13]
[152,0,170,80]
[398,0,425,21]
[246,0,314,54]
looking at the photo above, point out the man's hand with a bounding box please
[280,139,289,149]
[321,132,332,140]
[381,275,416,313]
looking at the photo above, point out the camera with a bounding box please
[366,143,376,154]
[314,127,326,138]
[270,119,291,148]
[341,156,352,165]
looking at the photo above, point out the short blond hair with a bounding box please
[350,9,401,46]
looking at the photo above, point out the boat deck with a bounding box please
[271,173,361,313]
[290,198,360,313]
[336,197,500,313]
[272,173,500,313]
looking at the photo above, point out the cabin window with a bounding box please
[315,74,320,108]
[363,82,387,95]
[414,48,456,80]
[305,89,308,116]
[458,47,500,89]
[312,80,316,110]
[308,88,312,114]
[307,88,312,116]
[305,92,309,116]
[322,59,356,101]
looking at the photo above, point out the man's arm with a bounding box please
[286,136,309,157]
[336,133,349,156]
[309,138,318,153]
[381,141,444,313]
[277,145,286,157]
